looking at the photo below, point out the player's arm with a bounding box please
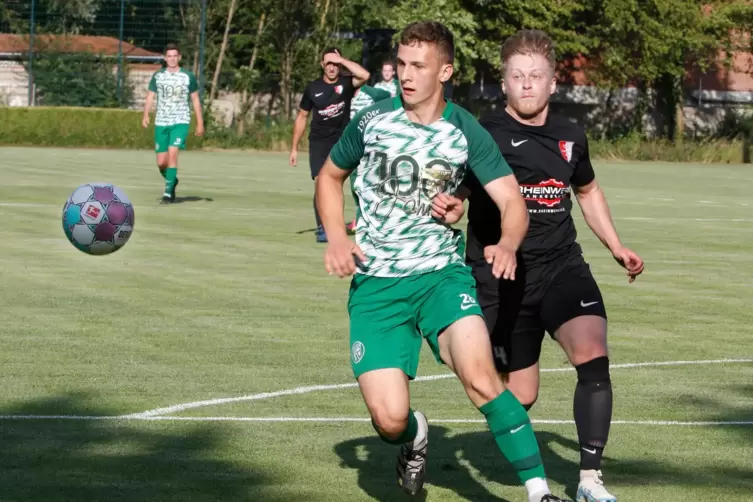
[290,86,312,166]
[326,52,370,88]
[190,91,204,136]
[466,124,528,279]
[573,139,644,282]
[482,175,528,250]
[142,90,155,128]
[316,160,351,243]
[316,116,367,277]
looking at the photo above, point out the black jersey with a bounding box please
[465,111,595,265]
[299,76,355,141]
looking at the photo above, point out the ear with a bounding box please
[549,76,556,95]
[439,63,454,84]
[501,80,506,95]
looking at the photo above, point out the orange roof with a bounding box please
[0,34,161,57]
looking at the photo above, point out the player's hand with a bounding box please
[289,150,298,166]
[484,243,517,280]
[141,116,149,128]
[195,123,205,137]
[324,51,343,66]
[612,246,644,283]
[431,193,465,224]
[325,237,367,278]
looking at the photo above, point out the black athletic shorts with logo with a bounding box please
[308,136,340,179]
[471,246,607,373]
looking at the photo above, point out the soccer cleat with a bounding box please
[160,194,173,204]
[315,225,328,243]
[396,411,428,496]
[576,470,616,502]
[539,495,573,502]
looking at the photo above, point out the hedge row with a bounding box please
[0,106,747,163]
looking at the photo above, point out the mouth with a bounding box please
[402,86,415,96]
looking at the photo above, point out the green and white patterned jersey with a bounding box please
[350,85,392,120]
[148,68,198,126]
[331,97,512,277]
[374,78,400,97]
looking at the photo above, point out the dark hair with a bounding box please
[500,30,556,73]
[382,60,395,69]
[321,46,340,60]
[399,21,454,64]
[164,43,180,55]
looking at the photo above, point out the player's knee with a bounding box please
[569,340,608,367]
[463,371,504,404]
[575,355,611,385]
[370,408,409,440]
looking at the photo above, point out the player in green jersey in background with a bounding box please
[316,20,571,502]
[142,43,205,204]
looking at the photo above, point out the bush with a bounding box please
[588,133,745,164]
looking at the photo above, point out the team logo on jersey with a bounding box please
[421,162,453,198]
[559,141,574,162]
[351,341,365,364]
[519,179,568,208]
[334,85,343,95]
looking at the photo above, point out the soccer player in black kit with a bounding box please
[432,30,644,502]
[290,47,370,243]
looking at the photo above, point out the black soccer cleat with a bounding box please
[396,411,428,496]
[540,495,573,502]
[160,194,173,204]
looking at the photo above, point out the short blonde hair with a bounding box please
[500,29,556,73]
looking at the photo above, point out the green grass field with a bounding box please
[1,147,752,501]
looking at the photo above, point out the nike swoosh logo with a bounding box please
[581,447,597,454]
[460,303,475,310]
[510,424,526,434]
[511,139,528,147]
[315,92,324,97]
[581,301,599,307]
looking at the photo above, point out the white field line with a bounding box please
[122,358,753,418]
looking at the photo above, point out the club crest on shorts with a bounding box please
[559,140,574,162]
[351,341,365,364]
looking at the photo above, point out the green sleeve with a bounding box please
[188,72,198,93]
[450,106,512,185]
[329,114,365,171]
[148,72,157,92]
[362,86,391,102]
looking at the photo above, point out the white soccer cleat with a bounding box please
[576,470,617,502]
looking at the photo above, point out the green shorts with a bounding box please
[348,262,483,380]
[154,124,189,153]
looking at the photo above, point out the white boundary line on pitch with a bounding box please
[0,415,750,426]
[125,358,753,418]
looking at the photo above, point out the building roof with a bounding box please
[0,34,161,58]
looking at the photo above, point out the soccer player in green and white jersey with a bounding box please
[142,43,205,204]
[374,60,400,97]
[316,21,571,502]
[349,85,391,120]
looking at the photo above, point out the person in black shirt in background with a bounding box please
[290,47,370,242]
[431,30,644,502]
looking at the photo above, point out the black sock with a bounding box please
[313,195,323,229]
[574,356,612,470]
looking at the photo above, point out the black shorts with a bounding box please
[472,253,607,373]
[308,137,339,179]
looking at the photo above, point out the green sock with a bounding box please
[165,167,177,195]
[158,166,166,179]
[373,409,418,445]
[480,390,546,484]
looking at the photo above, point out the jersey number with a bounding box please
[374,152,452,198]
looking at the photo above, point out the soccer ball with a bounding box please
[62,183,135,255]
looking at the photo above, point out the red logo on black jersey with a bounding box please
[520,179,568,208]
[559,141,574,162]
